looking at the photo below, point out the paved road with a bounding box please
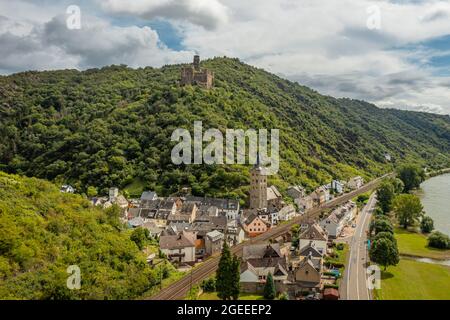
[343,192,377,300]
[150,174,392,300]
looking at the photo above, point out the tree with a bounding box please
[263,272,276,300]
[369,237,400,271]
[392,194,423,229]
[216,242,240,300]
[397,164,425,192]
[130,227,149,250]
[428,231,450,249]
[373,231,397,247]
[230,255,241,300]
[201,278,216,292]
[369,217,394,235]
[376,181,395,213]
[86,186,98,197]
[420,216,434,234]
[388,177,404,194]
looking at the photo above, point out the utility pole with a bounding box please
[189,267,193,297]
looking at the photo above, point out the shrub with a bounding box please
[201,278,216,292]
[420,216,434,234]
[278,292,289,300]
[324,284,339,289]
[428,231,450,249]
[324,260,344,268]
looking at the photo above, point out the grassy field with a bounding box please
[395,228,450,260]
[376,259,450,300]
[198,292,264,300]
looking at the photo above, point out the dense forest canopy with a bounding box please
[0,57,449,201]
[0,172,162,299]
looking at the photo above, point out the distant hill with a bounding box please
[0,171,158,299]
[0,57,449,201]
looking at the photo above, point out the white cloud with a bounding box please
[0,0,449,114]
[100,0,230,30]
[176,0,450,114]
[0,12,193,74]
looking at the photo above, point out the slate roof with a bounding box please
[159,234,195,250]
[185,196,239,211]
[141,191,157,201]
[299,223,328,241]
[267,185,282,201]
[242,244,282,260]
[299,244,323,258]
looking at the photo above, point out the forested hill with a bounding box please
[0,171,159,299]
[0,57,449,200]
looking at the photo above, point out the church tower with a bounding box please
[249,154,267,210]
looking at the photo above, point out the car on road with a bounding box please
[352,223,356,228]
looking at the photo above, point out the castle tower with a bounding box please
[249,154,267,210]
[193,55,200,70]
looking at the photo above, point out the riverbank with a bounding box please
[416,172,450,235]
[395,228,450,260]
[425,168,450,178]
[375,228,450,300]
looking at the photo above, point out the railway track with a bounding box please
[149,173,393,300]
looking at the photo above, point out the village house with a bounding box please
[296,195,314,212]
[292,254,322,291]
[167,202,198,224]
[311,187,327,206]
[226,220,246,246]
[138,198,177,227]
[327,180,345,194]
[205,230,224,256]
[141,221,164,238]
[347,176,364,190]
[185,196,240,222]
[267,185,283,208]
[183,215,228,259]
[60,184,75,193]
[319,201,357,238]
[240,244,289,293]
[141,191,158,201]
[242,212,271,238]
[286,185,306,200]
[277,204,296,221]
[298,223,328,255]
[159,231,196,265]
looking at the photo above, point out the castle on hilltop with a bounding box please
[180,55,214,89]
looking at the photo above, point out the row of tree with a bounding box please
[369,164,449,271]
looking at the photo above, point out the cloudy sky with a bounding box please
[1,0,450,114]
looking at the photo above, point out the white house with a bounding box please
[60,185,75,193]
[298,223,328,255]
[327,180,345,194]
[277,204,296,221]
[347,176,364,190]
[319,201,357,238]
[159,232,196,264]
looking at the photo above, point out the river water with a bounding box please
[417,173,450,236]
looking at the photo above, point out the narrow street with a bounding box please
[341,193,377,300]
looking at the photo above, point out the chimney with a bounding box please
[193,55,200,70]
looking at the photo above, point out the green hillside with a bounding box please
[0,171,163,299]
[0,57,448,200]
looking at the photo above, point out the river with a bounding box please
[417,173,450,236]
